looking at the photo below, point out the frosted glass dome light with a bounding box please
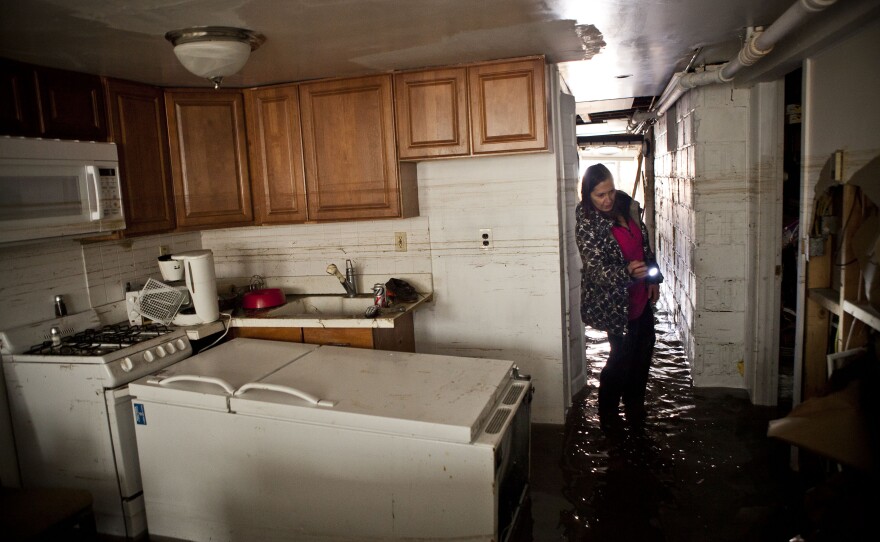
[165,27,264,89]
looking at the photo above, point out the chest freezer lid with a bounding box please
[129,338,318,411]
[229,346,515,443]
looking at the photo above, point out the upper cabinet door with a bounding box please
[165,90,253,229]
[299,74,408,221]
[468,57,547,155]
[36,66,108,141]
[394,68,469,159]
[0,59,41,137]
[105,78,176,236]
[244,85,308,224]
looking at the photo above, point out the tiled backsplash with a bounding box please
[82,233,202,307]
[0,217,430,331]
[201,217,433,295]
[0,239,91,330]
[0,232,201,330]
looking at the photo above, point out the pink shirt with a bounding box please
[611,218,649,321]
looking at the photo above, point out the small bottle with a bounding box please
[54,295,68,317]
[50,326,62,346]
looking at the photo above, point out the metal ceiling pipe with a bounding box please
[630,0,839,130]
[628,74,682,129]
[721,0,838,80]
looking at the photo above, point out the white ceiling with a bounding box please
[0,0,814,114]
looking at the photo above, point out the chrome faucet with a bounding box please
[326,259,357,297]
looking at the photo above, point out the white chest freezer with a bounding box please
[130,339,532,541]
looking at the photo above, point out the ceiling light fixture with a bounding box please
[165,26,265,89]
[597,146,622,155]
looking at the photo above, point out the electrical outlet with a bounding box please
[158,245,171,256]
[394,232,407,252]
[480,228,492,250]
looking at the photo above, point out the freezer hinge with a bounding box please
[512,366,531,381]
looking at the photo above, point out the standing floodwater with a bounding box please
[512,303,804,542]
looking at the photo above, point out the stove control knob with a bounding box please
[143,351,155,363]
[121,357,134,373]
[176,339,187,351]
[156,346,167,358]
[166,342,177,354]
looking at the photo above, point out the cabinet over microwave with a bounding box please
[0,137,125,244]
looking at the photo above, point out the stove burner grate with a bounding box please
[23,322,176,356]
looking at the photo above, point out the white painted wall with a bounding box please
[654,82,752,388]
[414,153,565,422]
[744,81,784,406]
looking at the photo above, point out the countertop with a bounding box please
[228,293,432,329]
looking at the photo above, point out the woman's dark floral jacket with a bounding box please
[575,191,653,336]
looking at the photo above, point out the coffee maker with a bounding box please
[159,250,220,326]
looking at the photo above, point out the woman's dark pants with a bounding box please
[599,305,655,424]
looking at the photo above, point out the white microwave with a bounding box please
[0,137,126,244]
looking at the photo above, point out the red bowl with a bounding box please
[242,288,286,310]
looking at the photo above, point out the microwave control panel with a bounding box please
[98,167,123,219]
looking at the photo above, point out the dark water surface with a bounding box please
[512,306,806,542]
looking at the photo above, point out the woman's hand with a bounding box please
[648,283,660,304]
[626,260,648,279]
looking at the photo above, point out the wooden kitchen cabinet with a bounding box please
[105,78,176,235]
[231,312,415,352]
[302,313,415,351]
[299,74,418,221]
[36,66,108,141]
[165,89,254,229]
[0,58,41,137]
[394,67,470,159]
[468,57,547,155]
[244,85,308,224]
[231,327,304,342]
[0,59,107,141]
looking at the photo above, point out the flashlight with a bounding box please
[645,259,664,284]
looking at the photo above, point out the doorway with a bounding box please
[577,145,644,206]
[779,67,803,412]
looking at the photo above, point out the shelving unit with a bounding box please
[842,300,880,332]
[803,182,876,399]
[807,288,839,314]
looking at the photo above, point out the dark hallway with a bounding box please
[511,306,876,541]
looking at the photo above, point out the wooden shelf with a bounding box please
[808,288,840,314]
[842,300,880,332]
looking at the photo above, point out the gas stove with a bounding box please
[1,309,195,537]
[1,309,192,388]
[23,322,177,356]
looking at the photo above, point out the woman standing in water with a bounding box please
[576,163,660,427]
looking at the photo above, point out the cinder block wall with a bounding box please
[654,81,751,388]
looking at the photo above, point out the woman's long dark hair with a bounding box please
[581,163,627,218]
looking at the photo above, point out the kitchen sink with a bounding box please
[267,294,376,319]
